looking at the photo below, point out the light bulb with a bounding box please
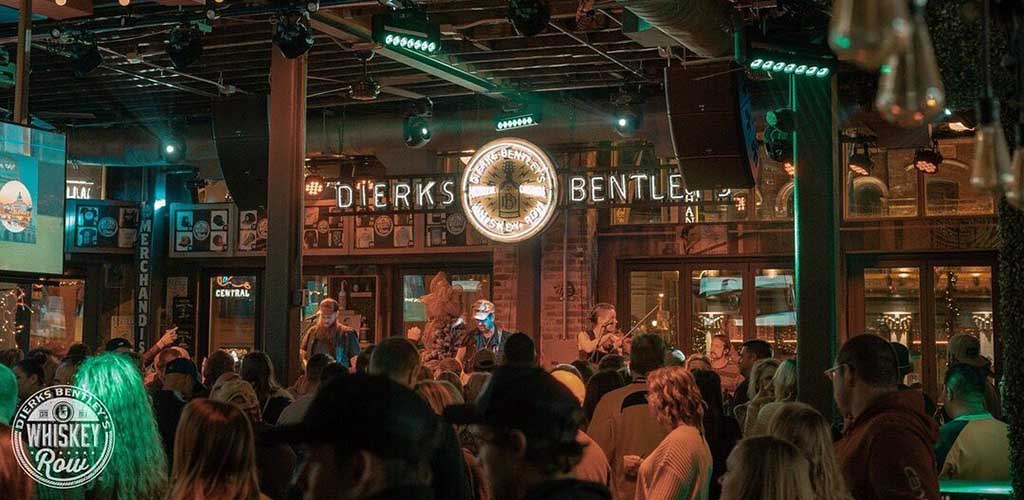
[56,0,67,5]
[970,120,1011,191]
[119,0,130,5]
[828,0,912,70]
[1006,147,1024,208]
[875,5,945,127]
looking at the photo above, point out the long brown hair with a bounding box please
[0,425,33,500]
[767,403,853,500]
[647,366,705,430]
[167,399,261,500]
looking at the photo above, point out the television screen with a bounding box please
[0,122,66,276]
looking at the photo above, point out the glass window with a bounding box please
[29,281,85,354]
[933,266,993,391]
[627,271,679,347]
[924,157,995,216]
[401,272,490,337]
[845,145,918,218]
[691,269,744,354]
[755,269,796,358]
[863,267,923,385]
[209,275,257,360]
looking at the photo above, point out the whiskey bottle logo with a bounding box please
[498,160,521,218]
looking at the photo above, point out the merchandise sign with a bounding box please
[135,204,154,350]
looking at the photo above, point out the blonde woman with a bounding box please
[735,358,780,433]
[746,358,797,436]
[719,436,815,500]
[636,366,713,500]
[767,402,853,500]
[167,399,268,500]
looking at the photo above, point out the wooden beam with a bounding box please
[0,0,92,20]
[152,0,204,5]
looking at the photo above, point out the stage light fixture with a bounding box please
[403,115,432,149]
[68,40,103,77]
[913,147,944,174]
[373,10,442,55]
[162,138,186,163]
[613,108,642,137]
[167,24,203,70]
[305,169,326,197]
[274,13,315,59]
[119,0,130,5]
[766,108,795,133]
[748,57,832,79]
[509,0,551,37]
[306,1,320,13]
[763,125,793,169]
[847,143,874,176]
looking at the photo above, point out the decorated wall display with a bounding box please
[169,203,234,257]
[237,208,268,254]
[303,204,345,251]
[355,214,413,249]
[171,296,196,350]
[329,276,377,343]
[425,212,483,247]
[66,200,140,253]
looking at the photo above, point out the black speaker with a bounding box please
[212,96,269,210]
[664,64,759,190]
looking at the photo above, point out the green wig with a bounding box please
[0,363,16,425]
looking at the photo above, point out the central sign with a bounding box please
[460,138,558,243]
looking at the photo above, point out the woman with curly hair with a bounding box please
[75,352,167,500]
[766,402,853,500]
[636,366,713,500]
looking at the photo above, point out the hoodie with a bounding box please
[835,390,940,500]
[522,479,612,500]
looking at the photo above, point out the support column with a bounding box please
[515,238,542,341]
[793,75,839,419]
[262,49,306,383]
[13,0,30,123]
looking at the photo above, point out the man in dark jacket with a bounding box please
[446,366,612,500]
[831,334,939,500]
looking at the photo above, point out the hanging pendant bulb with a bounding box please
[970,98,1012,191]
[875,1,945,127]
[829,0,912,70]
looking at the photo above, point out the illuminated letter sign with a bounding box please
[460,138,558,243]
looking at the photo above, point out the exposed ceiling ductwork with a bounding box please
[616,0,736,58]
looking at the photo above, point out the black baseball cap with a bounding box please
[165,358,202,386]
[104,337,132,352]
[267,373,441,464]
[445,366,582,439]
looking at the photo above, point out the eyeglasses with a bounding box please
[824,363,847,381]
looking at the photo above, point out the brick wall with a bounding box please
[491,244,519,331]
[538,210,598,343]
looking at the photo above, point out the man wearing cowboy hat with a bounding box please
[457,299,511,368]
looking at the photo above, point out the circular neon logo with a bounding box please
[11,385,115,489]
[460,138,558,243]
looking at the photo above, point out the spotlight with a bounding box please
[119,0,130,5]
[162,138,186,163]
[167,24,203,70]
[913,147,944,174]
[848,143,874,176]
[613,108,642,137]
[509,0,551,37]
[403,115,432,149]
[68,40,103,77]
[305,169,326,197]
[56,0,67,5]
[306,1,320,13]
[274,14,315,59]
[766,108,795,133]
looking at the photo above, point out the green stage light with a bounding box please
[747,53,834,79]
[495,113,539,131]
[373,10,442,56]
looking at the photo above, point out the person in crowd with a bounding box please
[13,358,44,403]
[766,402,852,500]
[934,363,1010,480]
[416,379,491,500]
[241,351,294,425]
[472,349,498,374]
[691,370,741,500]
[202,349,236,389]
[728,339,773,415]
[459,299,511,366]
[719,436,815,500]
[437,357,464,378]
[708,335,743,399]
[597,354,627,375]
[74,352,167,499]
[370,337,472,500]
[0,364,16,425]
[106,327,179,368]
[446,366,612,500]
[501,332,537,367]
[0,425,34,500]
[164,357,205,400]
[52,355,84,386]
[464,371,491,403]
[571,360,595,384]
[636,366,713,500]
[578,303,624,363]
[167,399,267,500]
[734,358,780,431]
[831,334,939,500]
[890,342,937,416]
[26,348,59,385]
[300,298,360,369]
[438,370,463,391]
[583,369,627,426]
[587,334,668,500]
[66,342,91,358]
[0,348,23,368]
[354,344,375,374]
[278,353,336,425]
[745,358,796,436]
[946,334,1001,420]
[666,349,686,367]
[210,374,297,500]
[552,363,584,382]
[550,366,613,490]
[684,354,712,372]
[152,358,202,465]
[275,373,443,500]
[147,346,186,393]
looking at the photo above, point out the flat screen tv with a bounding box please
[0,121,66,276]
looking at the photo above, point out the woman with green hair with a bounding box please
[74,352,167,499]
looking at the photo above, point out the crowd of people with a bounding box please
[0,298,1011,500]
